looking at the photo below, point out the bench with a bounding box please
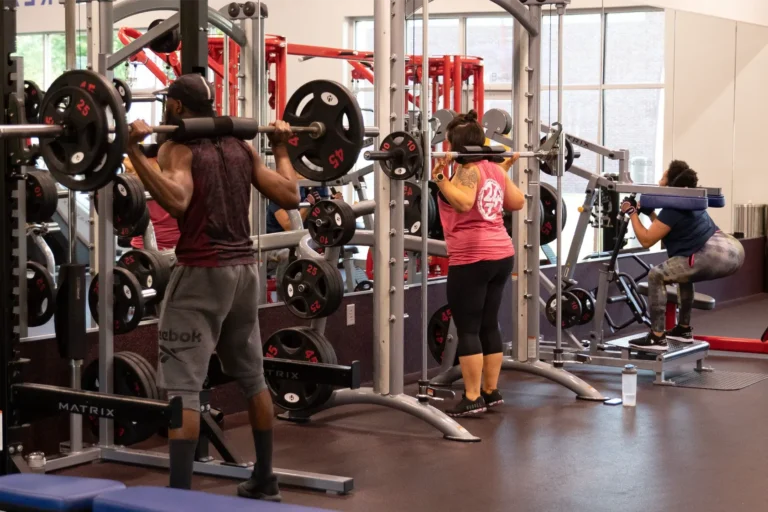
[637,282,716,331]
[0,475,333,512]
[0,474,125,511]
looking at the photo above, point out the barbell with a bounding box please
[364,131,569,180]
[0,69,378,191]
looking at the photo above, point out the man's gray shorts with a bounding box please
[157,264,266,411]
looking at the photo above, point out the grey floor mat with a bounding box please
[669,370,768,390]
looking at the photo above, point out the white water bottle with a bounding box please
[622,364,638,407]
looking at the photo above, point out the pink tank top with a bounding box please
[131,200,181,251]
[438,160,515,266]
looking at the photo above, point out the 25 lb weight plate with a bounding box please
[88,267,146,334]
[82,352,157,446]
[39,69,128,192]
[545,291,582,329]
[26,261,56,327]
[307,199,356,247]
[283,80,365,181]
[280,258,344,319]
[118,249,172,300]
[26,170,59,223]
[569,287,596,326]
[263,327,338,411]
[95,173,147,230]
[540,182,567,246]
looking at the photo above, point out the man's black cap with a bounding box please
[157,74,215,114]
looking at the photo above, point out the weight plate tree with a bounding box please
[263,327,338,411]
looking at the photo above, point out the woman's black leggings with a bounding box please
[447,256,514,357]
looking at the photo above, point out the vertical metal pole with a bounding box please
[86,0,98,278]
[373,0,392,395]
[420,0,430,381]
[179,0,208,75]
[527,7,542,362]
[553,5,566,366]
[97,0,115,448]
[222,36,229,116]
[389,0,406,395]
[63,0,83,454]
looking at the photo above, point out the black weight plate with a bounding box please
[403,181,429,237]
[427,305,455,365]
[118,249,171,300]
[120,351,159,400]
[307,199,356,247]
[115,205,150,238]
[427,182,444,240]
[545,291,582,329]
[26,170,59,223]
[26,261,56,327]
[280,258,344,319]
[24,80,43,123]
[302,327,339,366]
[569,287,596,326]
[113,174,146,228]
[112,78,132,113]
[148,18,181,54]
[283,80,365,181]
[482,108,512,137]
[88,267,145,334]
[40,69,128,192]
[263,327,336,411]
[354,280,373,292]
[39,86,105,177]
[377,132,423,180]
[431,109,457,145]
[540,182,567,246]
[540,136,575,176]
[82,352,156,446]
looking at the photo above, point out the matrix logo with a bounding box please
[265,369,299,381]
[17,0,54,6]
[58,403,114,417]
[158,329,202,343]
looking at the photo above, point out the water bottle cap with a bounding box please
[624,364,635,370]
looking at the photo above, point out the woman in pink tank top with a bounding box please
[432,110,525,417]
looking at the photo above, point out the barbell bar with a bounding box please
[0,121,380,141]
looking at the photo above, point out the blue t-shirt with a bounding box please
[657,208,718,257]
[265,187,329,234]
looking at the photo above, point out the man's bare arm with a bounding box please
[250,146,300,210]
[127,142,193,219]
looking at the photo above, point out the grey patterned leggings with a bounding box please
[648,231,744,332]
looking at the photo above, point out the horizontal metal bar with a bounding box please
[0,124,62,138]
[107,13,181,71]
[614,184,708,197]
[431,150,538,159]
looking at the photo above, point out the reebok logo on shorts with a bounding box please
[159,345,197,364]
[158,329,202,343]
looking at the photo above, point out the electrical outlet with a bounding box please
[346,304,355,326]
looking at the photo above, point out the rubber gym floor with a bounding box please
[58,295,768,512]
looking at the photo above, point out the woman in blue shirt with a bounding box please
[621,161,744,349]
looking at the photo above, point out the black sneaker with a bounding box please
[481,389,504,409]
[446,395,487,417]
[666,325,694,343]
[237,474,281,502]
[629,332,668,352]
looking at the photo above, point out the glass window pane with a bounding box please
[603,89,665,182]
[467,17,514,85]
[48,32,88,89]
[542,13,601,86]
[404,19,460,56]
[355,20,375,52]
[540,89,600,174]
[14,34,45,86]
[605,11,665,85]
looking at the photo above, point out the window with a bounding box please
[466,18,514,85]
[541,13,602,86]
[605,11,665,85]
[14,34,45,87]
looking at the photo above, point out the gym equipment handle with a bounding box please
[364,149,406,161]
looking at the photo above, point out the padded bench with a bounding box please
[93,486,333,512]
[0,474,125,511]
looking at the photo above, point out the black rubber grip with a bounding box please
[172,117,260,142]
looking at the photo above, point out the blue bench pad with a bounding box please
[93,486,333,512]
[0,474,125,511]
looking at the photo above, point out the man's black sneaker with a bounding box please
[630,332,668,351]
[480,389,504,408]
[446,395,487,417]
[666,325,694,343]
[237,474,281,502]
